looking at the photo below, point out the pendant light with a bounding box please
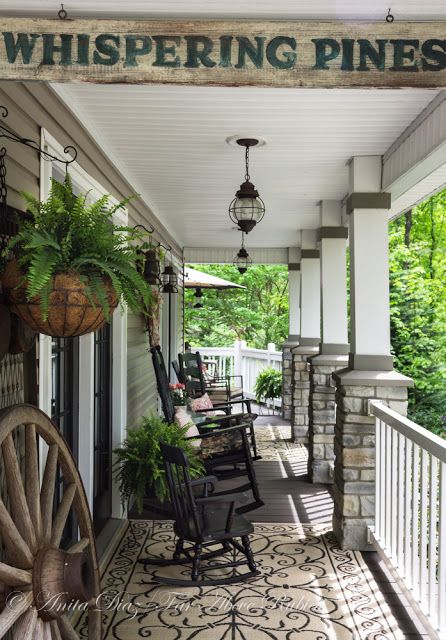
[228,138,265,234]
[233,233,253,274]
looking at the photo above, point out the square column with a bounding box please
[308,201,349,484]
[292,231,320,442]
[333,157,413,550]
[282,247,301,421]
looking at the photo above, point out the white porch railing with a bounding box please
[196,340,282,407]
[369,401,446,639]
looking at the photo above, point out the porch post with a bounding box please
[308,201,349,484]
[333,156,413,550]
[282,247,301,421]
[291,231,320,443]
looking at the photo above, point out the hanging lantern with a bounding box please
[161,263,178,294]
[233,234,253,274]
[229,138,265,234]
[193,287,204,309]
[143,248,161,286]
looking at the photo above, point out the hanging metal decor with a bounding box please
[229,138,265,234]
[161,262,178,294]
[233,233,253,274]
[193,287,204,308]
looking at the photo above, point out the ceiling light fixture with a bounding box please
[228,138,265,234]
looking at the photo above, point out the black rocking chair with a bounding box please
[152,345,261,460]
[150,345,263,512]
[179,350,245,403]
[141,441,260,586]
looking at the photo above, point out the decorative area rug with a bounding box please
[77,521,404,639]
[256,424,307,463]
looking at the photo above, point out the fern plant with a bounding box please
[113,414,204,514]
[254,367,282,404]
[4,173,152,320]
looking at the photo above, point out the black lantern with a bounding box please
[233,234,253,274]
[161,262,178,294]
[143,248,161,286]
[193,287,204,308]
[229,138,265,234]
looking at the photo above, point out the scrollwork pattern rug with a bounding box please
[77,521,404,639]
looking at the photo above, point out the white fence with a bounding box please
[197,340,282,407]
[369,401,446,639]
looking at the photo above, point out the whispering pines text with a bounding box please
[3,33,446,71]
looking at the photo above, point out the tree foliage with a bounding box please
[389,192,446,434]
[184,264,289,349]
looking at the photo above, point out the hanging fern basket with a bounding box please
[2,261,118,338]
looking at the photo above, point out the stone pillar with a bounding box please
[292,232,320,442]
[333,157,413,550]
[308,202,349,484]
[282,248,301,421]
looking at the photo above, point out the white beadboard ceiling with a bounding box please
[1,0,446,20]
[52,83,438,248]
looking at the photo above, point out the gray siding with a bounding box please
[0,81,180,425]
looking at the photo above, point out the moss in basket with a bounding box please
[3,173,152,320]
[113,414,204,514]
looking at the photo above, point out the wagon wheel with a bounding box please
[0,404,101,639]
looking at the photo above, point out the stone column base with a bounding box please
[282,339,299,421]
[291,344,319,443]
[332,368,413,550]
[308,353,348,484]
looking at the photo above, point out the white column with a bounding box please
[300,230,321,346]
[319,201,349,355]
[348,156,393,370]
[287,247,301,341]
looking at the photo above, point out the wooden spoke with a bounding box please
[2,433,38,554]
[57,615,79,640]
[50,483,77,548]
[32,618,44,640]
[42,621,52,640]
[87,607,102,638]
[12,606,37,639]
[0,561,32,586]
[25,424,43,542]
[0,590,33,636]
[67,538,90,554]
[40,444,59,544]
[50,620,63,640]
[0,499,34,569]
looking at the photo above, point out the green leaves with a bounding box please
[113,414,204,514]
[4,173,153,320]
[254,367,282,403]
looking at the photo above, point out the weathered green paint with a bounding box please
[2,17,446,87]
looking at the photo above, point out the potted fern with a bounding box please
[113,414,204,515]
[1,174,152,337]
[254,367,282,413]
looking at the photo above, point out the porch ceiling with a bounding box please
[52,83,438,248]
[1,0,446,20]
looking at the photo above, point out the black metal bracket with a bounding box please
[0,106,78,170]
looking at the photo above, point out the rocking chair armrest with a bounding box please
[195,421,252,438]
[190,476,218,496]
[211,399,251,410]
[196,491,249,506]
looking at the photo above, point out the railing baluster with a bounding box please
[412,443,421,602]
[397,432,405,571]
[375,417,381,540]
[438,462,446,631]
[385,423,392,551]
[419,449,429,608]
[429,454,439,629]
[391,427,398,560]
[405,438,413,586]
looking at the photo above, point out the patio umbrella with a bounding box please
[184,267,246,290]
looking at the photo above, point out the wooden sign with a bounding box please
[1,17,446,88]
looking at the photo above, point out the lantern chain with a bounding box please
[245,145,250,181]
[386,8,394,22]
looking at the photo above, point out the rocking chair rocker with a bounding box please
[141,442,260,586]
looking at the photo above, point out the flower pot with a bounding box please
[2,261,118,338]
